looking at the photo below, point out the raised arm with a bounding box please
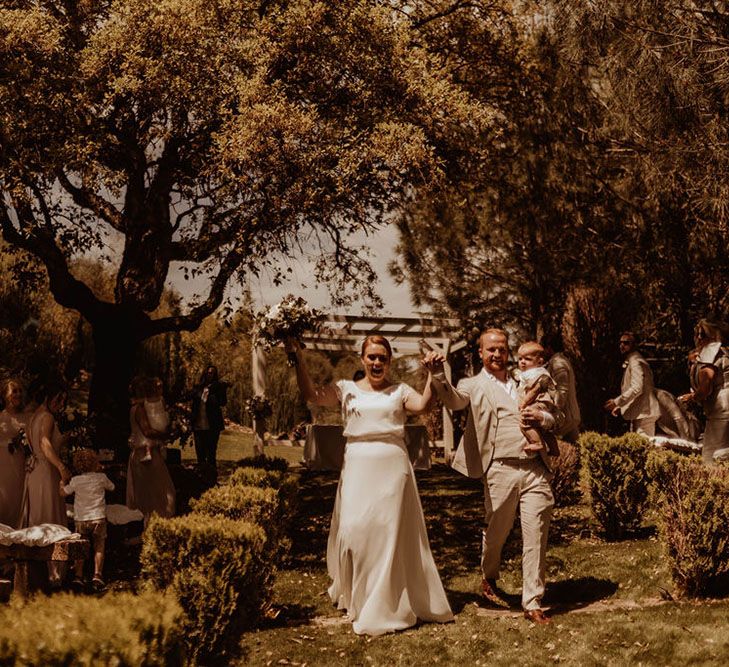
[404,373,435,415]
[286,339,339,408]
[422,351,471,411]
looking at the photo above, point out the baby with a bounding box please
[60,448,115,591]
[517,342,560,457]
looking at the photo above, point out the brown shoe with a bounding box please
[481,579,507,607]
[524,609,550,625]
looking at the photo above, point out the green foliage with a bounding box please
[236,455,290,473]
[0,591,184,666]
[140,514,268,663]
[648,450,729,597]
[580,431,651,539]
[192,482,287,554]
[551,439,581,507]
[229,464,299,527]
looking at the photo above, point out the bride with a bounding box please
[287,334,453,636]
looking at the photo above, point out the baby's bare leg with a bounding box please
[522,427,545,452]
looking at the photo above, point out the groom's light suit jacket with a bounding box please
[431,369,561,479]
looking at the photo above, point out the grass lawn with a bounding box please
[236,464,729,666]
[176,428,304,467]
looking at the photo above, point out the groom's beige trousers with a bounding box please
[481,458,554,611]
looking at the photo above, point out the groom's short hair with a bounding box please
[480,328,509,348]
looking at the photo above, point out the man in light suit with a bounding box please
[424,328,560,625]
[604,332,660,436]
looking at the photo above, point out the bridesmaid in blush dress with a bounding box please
[22,379,72,586]
[0,379,32,528]
[287,334,453,636]
[126,376,176,527]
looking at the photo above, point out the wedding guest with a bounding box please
[127,376,175,527]
[604,332,660,436]
[540,333,581,442]
[60,448,115,591]
[0,378,32,528]
[190,365,228,470]
[425,329,559,625]
[287,335,453,636]
[679,319,729,464]
[22,379,71,587]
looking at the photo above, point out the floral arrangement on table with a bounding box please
[245,395,273,420]
[252,295,323,360]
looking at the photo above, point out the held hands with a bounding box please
[421,350,446,374]
[604,398,618,414]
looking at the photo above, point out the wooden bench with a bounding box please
[0,539,89,598]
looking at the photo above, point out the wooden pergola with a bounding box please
[251,315,466,458]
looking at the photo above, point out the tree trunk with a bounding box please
[87,305,150,460]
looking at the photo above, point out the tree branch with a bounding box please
[56,171,125,232]
[144,245,246,336]
[1,197,103,320]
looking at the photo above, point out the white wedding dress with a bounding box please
[327,381,453,635]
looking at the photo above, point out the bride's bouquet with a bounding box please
[252,295,323,353]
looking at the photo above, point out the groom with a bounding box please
[424,328,560,625]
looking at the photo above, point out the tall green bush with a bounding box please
[230,463,298,526]
[190,483,290,565]
[648,450,729,597]
[140,514,268,663]
[580,431,651,539]
[0,591,184,666]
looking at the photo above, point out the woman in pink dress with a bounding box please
[22,379,71,586]
[126,376,175,527]
[0,378,33,528]
[287,335,453,636]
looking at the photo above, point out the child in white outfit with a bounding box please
[517,342,560,456]
[60,448,115,589]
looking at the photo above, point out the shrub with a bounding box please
[190,484,289,564]
[0,591,184,666]
[236,454,289,472]
[141,513,267,663]
[550,439,581,507]
[648,449,729,597]
[580,431,651,539]
[229,465,299,524]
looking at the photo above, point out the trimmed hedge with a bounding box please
[229,465,298,528]
[580,431,651,539]
[190,483,290,564]
[236,454,290,472]
[550,439,581,507]
[0,591,184,666]
[141,514,267,663]
[648,449,729,597]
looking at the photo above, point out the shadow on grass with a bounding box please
[545,576,619,612]
[259,603,321,629]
